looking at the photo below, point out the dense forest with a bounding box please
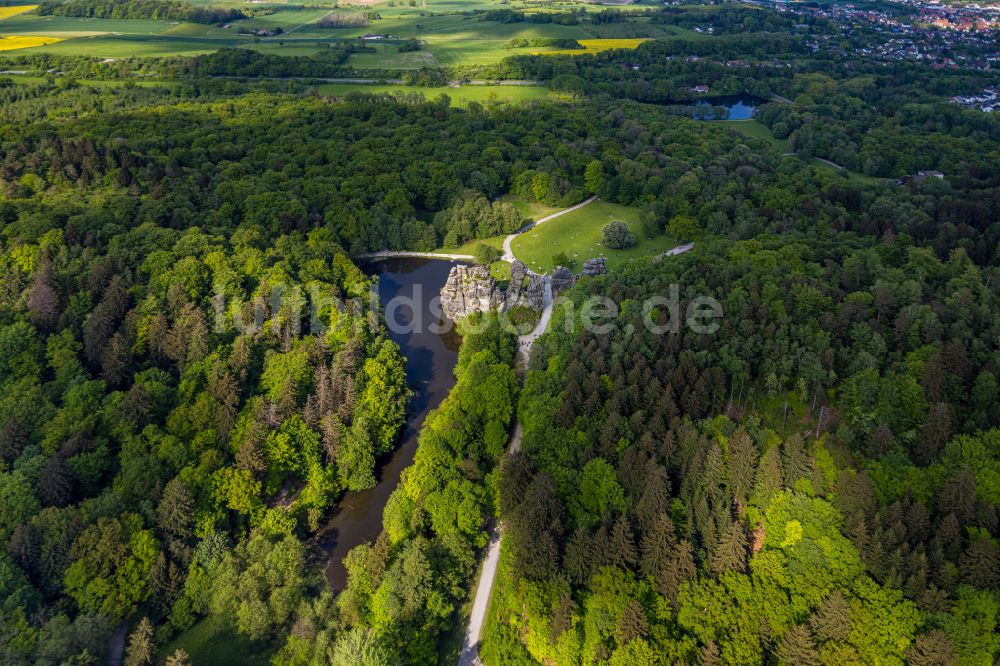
[1,3,1000,661]
[484,235,1000,664]
[0,84,419,661]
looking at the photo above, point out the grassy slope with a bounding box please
[159,614,276,666]
[717,118,790,153]
[510,199,678,273]
[313,82,555,106]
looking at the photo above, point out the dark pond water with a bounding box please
[316,256,463,590]
[656,93,765,120]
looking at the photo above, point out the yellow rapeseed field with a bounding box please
[0,5,38,20]
[0,36,63,51]
[536,38,650,56]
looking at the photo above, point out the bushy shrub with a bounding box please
[602,220,636,249]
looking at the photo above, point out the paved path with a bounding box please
[356,250,474,261]
[653,242,695,261]
[457,274,553,666]
[501,196,597,264]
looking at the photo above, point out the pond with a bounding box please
[315,256,463,590]
[654,93,766,120]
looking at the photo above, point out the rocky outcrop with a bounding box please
[506,260,545,311]
[550,266,576,295]
[440,264,504,320]
[582,257,607,276]
[440,261,547,321]
[441,256,606,321]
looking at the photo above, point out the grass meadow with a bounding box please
[314,81,556,106]
[510,199,680,273]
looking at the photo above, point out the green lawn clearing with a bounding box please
[510,199,680,273]
[314,82,555,107]
[159,615,275,666]
[717,118,789,153]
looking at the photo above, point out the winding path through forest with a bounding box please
[458,278,550,666]
[458,238,695,666]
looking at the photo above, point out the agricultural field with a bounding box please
[0,35,60,50]
[510,199,680,273]
[0,5,36,20]
[535,37,649,56]
[0,0,676,66]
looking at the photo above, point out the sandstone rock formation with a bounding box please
[506,260,545,311]
[441,256,605,321]
[440,261,547,321]
[582,257,607,276]
[439,264,504,320]
[550,266,576,295]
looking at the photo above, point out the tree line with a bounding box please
[37,0,247,24]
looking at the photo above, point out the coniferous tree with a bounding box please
[124,617,155,666]
[510,473,565,581]
[634,465,670,536]
[711,520,748,577]
[727,428,757,505]
[959,538,1000,588]
[658,539,696,604]
[867,423,895,457]
[915,403,951,466]
[616,600,649,644]
[905,629,957,666]
[608,515,637,570]
[550,592,576,643]
[775,624,819,666]
[639,513,676,579]
[810,590,851,643]
[936,467,977,526]
[0,419,28,463]
[157,477,194,540]
[38,456,72,507]
[781,433,811,486]
[699,640,721,666]
[101,330,130,388]
[165,650,192,666]
[27,258,60,330]
[563,527,596,586]
[753,445,783,503]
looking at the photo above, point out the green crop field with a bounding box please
[510,199,680,273]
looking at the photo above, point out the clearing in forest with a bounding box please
[510,199,679,273]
